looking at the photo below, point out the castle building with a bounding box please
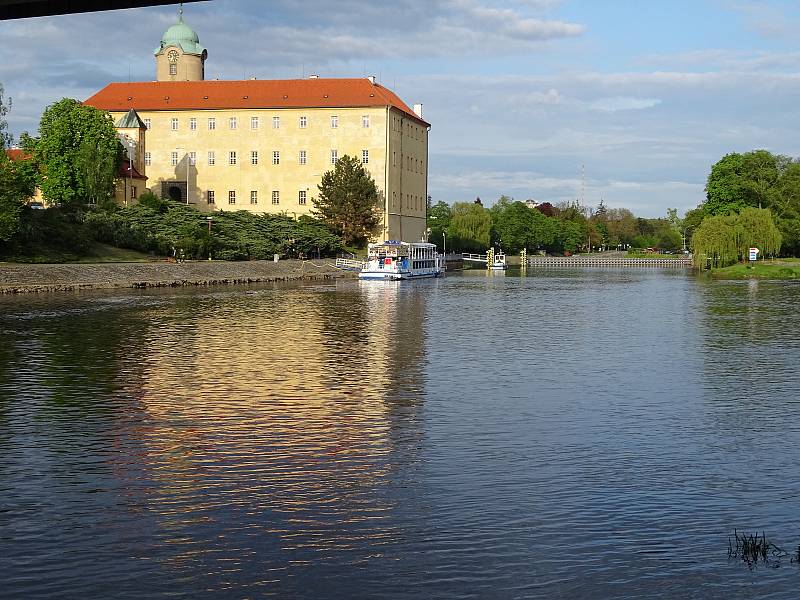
[85,10,430,242]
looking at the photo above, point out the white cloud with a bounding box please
[589,96,662,112]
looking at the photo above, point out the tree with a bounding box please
[447,201,491,252]
[0,88,35,243]
[0,84,12,150]
[705,150,781,215]
[691,208,781,267]
[311,154,381,246]
[34,98,123,210]
[427,200,451,251]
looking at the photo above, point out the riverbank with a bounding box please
[711,260,800,280]
[0,259,351,294]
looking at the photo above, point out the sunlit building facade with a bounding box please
[85,12,430,242]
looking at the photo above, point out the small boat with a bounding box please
[359,241,444,280]
[490,253,508,270]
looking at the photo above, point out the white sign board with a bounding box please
[749,247,759,262]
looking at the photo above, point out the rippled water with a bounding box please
[2,269,800,599]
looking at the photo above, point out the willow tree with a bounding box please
[735,207,781,259]
[691,215,739,268]
[691,208,781,268]
[446,201,491,252]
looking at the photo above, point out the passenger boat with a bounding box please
[359,241,444,280]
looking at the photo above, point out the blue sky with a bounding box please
[2,0,800,216]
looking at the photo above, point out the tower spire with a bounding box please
[178,2,183,22]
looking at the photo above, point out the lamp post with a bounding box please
[206,216,212,261]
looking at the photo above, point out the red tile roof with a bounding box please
[118,159,147,180]
[85,78,429,126]
[5,149,32,161]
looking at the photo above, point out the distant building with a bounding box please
[84,9,430,242]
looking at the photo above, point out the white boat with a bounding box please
[359,241,444,280]
[490,253,508,270]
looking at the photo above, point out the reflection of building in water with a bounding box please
[106,285,428,570]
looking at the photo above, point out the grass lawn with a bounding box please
[712,260,800,280]
[1,242,153,264]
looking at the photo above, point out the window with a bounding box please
[273,151,280,165]
[362,115,370,128]
[189,117,197,130]
[331,149,338,164]
[144,118,151,130]
[299,150,307,165]
[330,115,338,128]
[229,116,237,130]
[228,190,236,204]
[171,151,178,166]
[208,117,216,130]
[131,186,137,199]
[251,151,258,165]
[187,151,196,166]
[208,190,215,204]
[298,190,306,205]
[170,63,177,76]
[362,149,369,164]
[392,190,396,208]
[299,116,307,128]
[208,151,216,165]
[144,152,151,166]
[393,151,396,167]
[272,116,280,129]
[250,190,258,204]
[251,116,259,130]
[272,191,280,205]
[229,151,237,165]
[171,118,178,131]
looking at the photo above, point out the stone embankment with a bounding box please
[0,259,352,294]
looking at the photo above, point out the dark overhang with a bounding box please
[0,0,205,20]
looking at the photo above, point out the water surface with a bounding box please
[1,270,799,598]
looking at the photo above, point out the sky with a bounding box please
[2,0,800,217]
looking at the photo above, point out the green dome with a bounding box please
[155,17,205,56]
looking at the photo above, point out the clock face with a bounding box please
[167,50,179,63]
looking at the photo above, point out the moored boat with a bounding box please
[359,241,444,280]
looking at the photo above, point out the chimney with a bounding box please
[367,75,376,85]
[309,74,319,79]
[413,103,423,118]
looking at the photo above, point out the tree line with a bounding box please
[428,196,683,255]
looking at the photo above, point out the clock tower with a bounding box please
[154,5,206,82]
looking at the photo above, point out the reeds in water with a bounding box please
[728,530,787,568]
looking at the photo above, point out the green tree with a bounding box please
[427,200,451,251]
[0,84,12,149]
[311,154,381,246]
[0,88,35,243]
[0,154,30,241]
[705,150,781,215]
[691,208,781,267]
[33,98,123,210]
[447,201,491,252]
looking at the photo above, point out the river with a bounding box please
[1,269,799,599]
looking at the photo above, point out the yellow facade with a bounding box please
[110,102,429,242]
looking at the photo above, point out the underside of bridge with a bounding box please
[0,0,204,20]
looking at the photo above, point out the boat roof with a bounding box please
[371,241,436,247]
